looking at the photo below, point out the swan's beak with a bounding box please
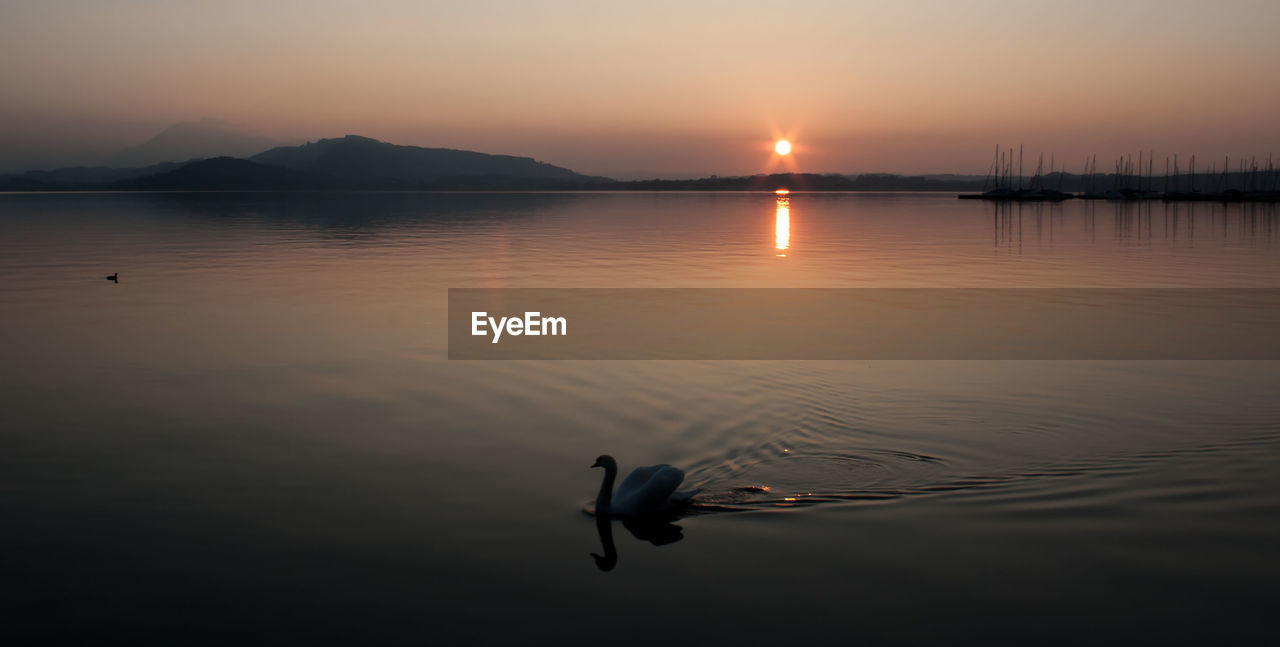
[590,459,601,468]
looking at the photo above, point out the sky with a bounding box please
[3,0,1279,177]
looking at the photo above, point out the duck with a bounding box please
[591,455,699,517]
[105,273,118,282]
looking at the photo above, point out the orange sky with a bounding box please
[3,1,1279,177]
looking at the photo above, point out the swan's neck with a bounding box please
[596,465,617,513]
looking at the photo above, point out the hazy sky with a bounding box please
[3,0,1279,177]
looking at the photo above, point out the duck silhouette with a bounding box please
[105,273,118,282]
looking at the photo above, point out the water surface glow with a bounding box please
[775,194,790,253]
[1,192,1277,645]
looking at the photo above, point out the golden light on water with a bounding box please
[775,194,790,255]
[775,139,792,155]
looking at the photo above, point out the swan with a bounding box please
[591,455,699,516]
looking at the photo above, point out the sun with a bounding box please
[775,140,792,155]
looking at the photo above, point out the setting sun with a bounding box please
[775,140,791,155]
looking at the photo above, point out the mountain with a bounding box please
[120,157,330,190]
[111,135,616,190]
[251,135,610,186]
[3,135,612,190]
[0,133,1002,192]
[104,120,279,168]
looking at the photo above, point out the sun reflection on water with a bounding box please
[775,193,790,255]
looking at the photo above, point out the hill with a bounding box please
[0,135,1012,192]
[251,135,611,187]
[119,157,330,190]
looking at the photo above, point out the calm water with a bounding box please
[2,192,1279,645]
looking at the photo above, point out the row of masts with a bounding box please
[978,145,1280,201]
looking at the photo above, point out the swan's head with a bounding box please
[591,455,617,470]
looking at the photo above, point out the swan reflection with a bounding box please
[590,513,685,572]
[775,193,790,255]
[591,516,617,571]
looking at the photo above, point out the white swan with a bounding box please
[591,455,699,516]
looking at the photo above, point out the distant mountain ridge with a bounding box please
[0,135,615,190]
[620,173,988,191]
[0,134,1001,191]
[126,157,328,190]
[104,120,280,168]
[114,135,615,190]
[250,135,609,186]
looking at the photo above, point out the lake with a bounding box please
[2,192,1278,645]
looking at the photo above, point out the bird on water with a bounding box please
[590,455,699,516]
